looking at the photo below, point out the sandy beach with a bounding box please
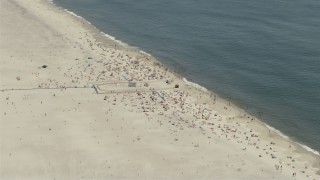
[0,0,319,179]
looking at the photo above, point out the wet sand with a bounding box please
[0,0,319,179]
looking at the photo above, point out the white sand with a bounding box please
[1,0,319,179]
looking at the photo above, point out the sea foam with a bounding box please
[265,124,320,156]
[53,0,320,157]
[101,32,128,47]
[65,9,85,21]
[183,78,320,157]
[183,78,209,93]
[265,124,289,140]
[63,8,131,47]
[139,50,152,57]
[298,143,320,156]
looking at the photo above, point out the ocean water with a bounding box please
[53,0,320,152]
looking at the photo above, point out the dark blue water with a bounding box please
[54,0,320,152]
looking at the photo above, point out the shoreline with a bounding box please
[0,1,320,179]
[59,2,320,157]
